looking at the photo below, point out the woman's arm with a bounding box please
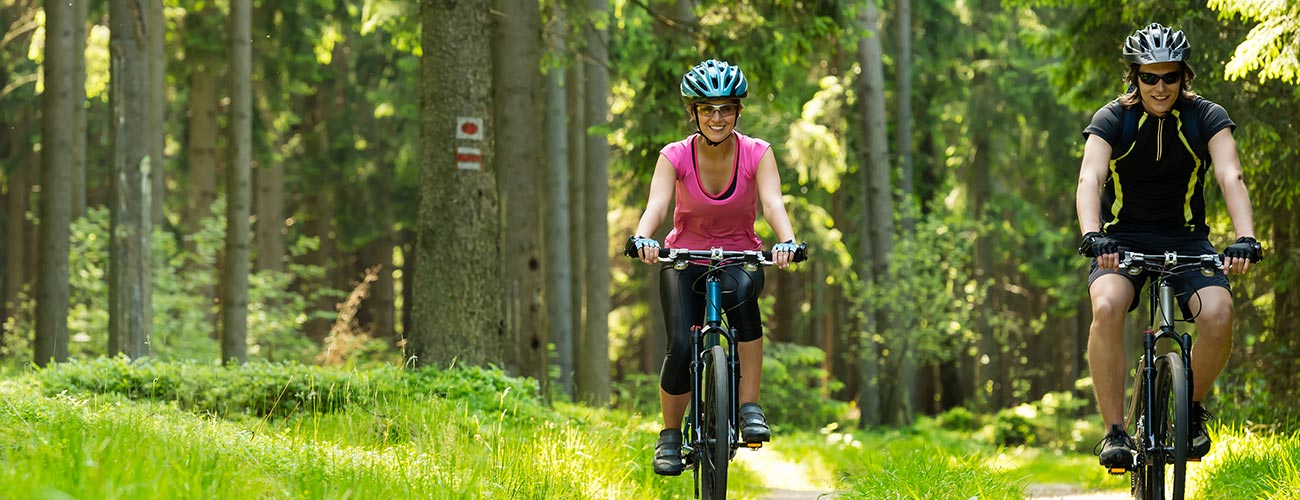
[755,148,797,268]
[632,155,678,264]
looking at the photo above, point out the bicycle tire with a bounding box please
[1160,352,1190,499]
[1129,356,1157,499]
[697,345,730,499]
[1130,353,1189,500]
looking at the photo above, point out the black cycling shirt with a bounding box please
[1082,97,1235,236]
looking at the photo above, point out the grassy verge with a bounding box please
[0,359,699,499]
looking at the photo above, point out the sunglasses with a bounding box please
[694,103,740,117]
[1137,71,1182,85]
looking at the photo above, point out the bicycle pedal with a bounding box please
[745,442,763,449]
[1187,457,1201,463]
[1107,467,1128,475]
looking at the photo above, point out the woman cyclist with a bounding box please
[627,59,799,476]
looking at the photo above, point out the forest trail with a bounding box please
[732,443,839,499]
[1025,483,1129,500]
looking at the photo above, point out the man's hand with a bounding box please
[1079,231,1121,270]
[1222,236,1262,275]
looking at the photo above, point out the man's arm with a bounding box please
[1208,128,1257,275]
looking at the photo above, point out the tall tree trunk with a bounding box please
[1269,207,1300,395]
[577,0,611,405]
[856,0,893,426]
[36,0,76,366]
[4,117,32,327]
[222,0,251,365]
[71,0,88,217]
[567,51,587,391]
[411,0,501,369]
[184,38,220,234]
[493,0,548,383]
[148,0,165,225]
[254,158,286,272]
[969,59,996,411]
[108,0,155,359]
[895,0,913,232]
[544,0,574,397]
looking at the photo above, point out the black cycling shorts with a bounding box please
[1086,232,1230,321]
[658,263,765,395]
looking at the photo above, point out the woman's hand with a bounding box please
[771,240,798,269]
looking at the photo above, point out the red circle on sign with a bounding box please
[461,122,479,135]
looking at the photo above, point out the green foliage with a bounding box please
[0,204,342,366]
[935,406,980,431]
[1208,0,1300,84]
[0,361,686,499]
[611,341,848,431]
[1189,424,1300,499]
[836,440,1027,500]
[33,356,541,420]
[761,341,850,430]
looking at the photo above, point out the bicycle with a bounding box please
[625,244,806,500]
[1107,251,1223,500]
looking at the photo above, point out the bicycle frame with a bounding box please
[687,272,741,458]
[1118,251,1219,499]
[1137,268,1193,468]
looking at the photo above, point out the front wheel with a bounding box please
[1131,352,1189,500]
[696,345,730,499]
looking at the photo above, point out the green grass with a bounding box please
[6,359,1298,499]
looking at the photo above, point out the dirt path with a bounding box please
[732,443,839,499]
[1025,483,1129,500]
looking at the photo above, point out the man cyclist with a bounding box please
[627,59,799,476]
[1076,23,1263,469]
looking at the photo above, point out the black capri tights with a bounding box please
[658,263,765,395]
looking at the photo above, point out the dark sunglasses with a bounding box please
[694,103,740,117]
[1137,71,1182,85]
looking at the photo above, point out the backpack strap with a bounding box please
[1114,103,1141,160]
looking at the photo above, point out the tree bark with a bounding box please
[148,0,165,225]
[410,0,502,369]
[544,0,574,397]
[493,0,548,383]
[108,0,155,359]
[577,0,611,405]
[184,20,220,236]
[71,0,88,216]
[856,0,894,426]
[222,0,252,365]
[567,48,587,390]
[35,0,76,366]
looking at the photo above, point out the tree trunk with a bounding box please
[108,0,155,359]
[567,48,587,391]
[35,0,76,366]
[544,0,574,397]
[493,0,548,383]
[184,29,220,235]
[577,0,611,405]
[410,0,501,369]
[895,0,914,233]
[148,0,165,225]
[1268,207,1300,396]
[221,0,251,365]
[970,60,996,411]
[856,0,893,426]
[71,0,88,217]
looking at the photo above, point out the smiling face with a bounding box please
[1136,62,1182,116]
[692,99,741,143]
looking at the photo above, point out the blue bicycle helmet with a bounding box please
[680,59,748,101]
[1123,23,1191,65]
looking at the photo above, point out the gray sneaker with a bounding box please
[1095,424,1134,469]
[1189,402,1213,459]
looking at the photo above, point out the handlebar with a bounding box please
[1118,251,1223,276]
[623,243,808,265]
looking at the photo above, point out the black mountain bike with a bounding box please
[628,245,806,500]
[1109,251,1221,500]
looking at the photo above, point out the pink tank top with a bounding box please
[660,132,770,251]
